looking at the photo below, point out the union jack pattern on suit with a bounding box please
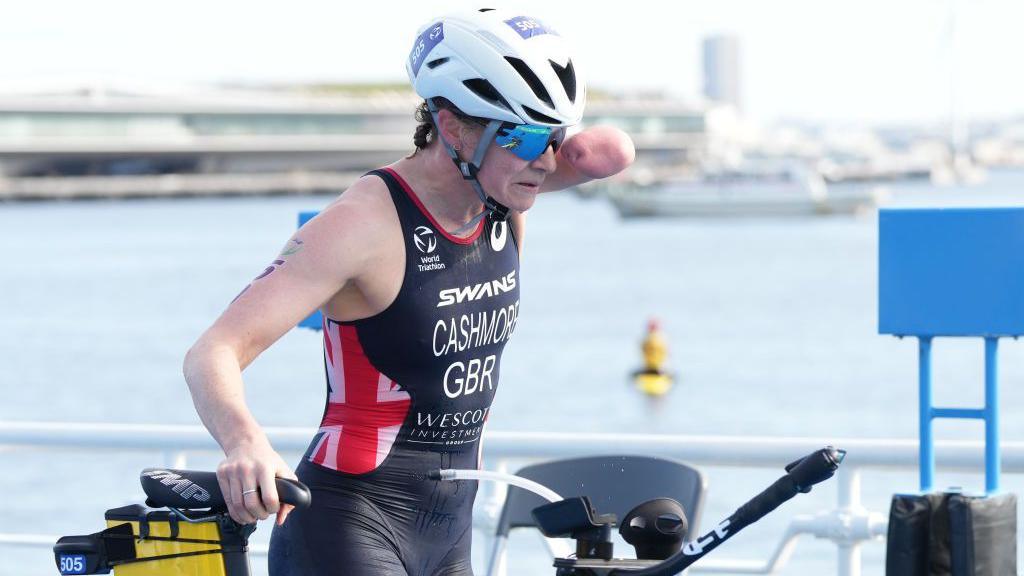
[308,319,411,474]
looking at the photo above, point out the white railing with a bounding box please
[4,421,1022,576]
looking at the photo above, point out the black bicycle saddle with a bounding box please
[139,468,311,512]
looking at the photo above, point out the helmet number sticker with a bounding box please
[505,16,557,39]
[409,23,444,76]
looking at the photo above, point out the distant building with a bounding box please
[0,85,710,178]
[702,35,741,110]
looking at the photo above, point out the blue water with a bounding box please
[4,170,1024,575]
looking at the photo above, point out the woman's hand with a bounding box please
[561,125,636,180]
[216,438,298,526]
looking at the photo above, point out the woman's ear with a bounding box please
[436,108,464,149]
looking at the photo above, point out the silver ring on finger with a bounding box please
[242,488,258,496]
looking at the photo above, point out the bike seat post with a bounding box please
[218,515,257,576]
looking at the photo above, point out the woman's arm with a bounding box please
[183,178,387,525]
[512,127,634,257]
[541,125,636,193]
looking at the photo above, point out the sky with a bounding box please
[1,0,1021,126]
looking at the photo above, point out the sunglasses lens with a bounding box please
[550,127,567,154]
[496,124,562,161]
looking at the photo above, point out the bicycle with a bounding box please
[53,446,842,575]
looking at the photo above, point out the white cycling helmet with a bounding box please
[406,8,585,126]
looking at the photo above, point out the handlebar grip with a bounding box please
[274,477,312,510]
[784,446,846,492]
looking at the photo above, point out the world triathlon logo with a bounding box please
[413,226,437,254]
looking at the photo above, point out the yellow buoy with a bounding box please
[632,318,674,396]
[634,371,674,396]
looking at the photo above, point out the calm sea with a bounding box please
[4,169,1024,575]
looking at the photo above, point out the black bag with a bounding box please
[886,492,1017,576]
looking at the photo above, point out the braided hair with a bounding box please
[412,101,434,151]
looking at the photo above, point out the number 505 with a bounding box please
[60,555,85,574]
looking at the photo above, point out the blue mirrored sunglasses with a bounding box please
[494,123,567,161]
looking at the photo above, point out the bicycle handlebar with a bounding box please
[430,446,844,576]
[607,446,845,576]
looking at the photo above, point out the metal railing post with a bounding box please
[837,466,863,576]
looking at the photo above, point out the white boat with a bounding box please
[603,164,885,218]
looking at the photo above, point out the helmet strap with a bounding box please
[426,99,511,232]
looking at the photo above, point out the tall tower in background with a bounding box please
[702,35,741,110]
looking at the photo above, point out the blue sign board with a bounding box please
[879,207,1024,493]
[879,207,1024,337]
[298,211,323,331]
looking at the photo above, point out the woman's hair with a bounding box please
[408,99,488,157]
[411,101,436,151]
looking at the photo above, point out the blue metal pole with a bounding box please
[984,337,1000,494]
[919,336,934,492]
[931,408,986,419]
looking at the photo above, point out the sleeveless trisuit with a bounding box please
[269,167,520,576]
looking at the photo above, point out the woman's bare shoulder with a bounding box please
[296,173,401,276]
[319,173,401,234]
[322,173,395,221]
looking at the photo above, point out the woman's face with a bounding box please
[452,116,558,213]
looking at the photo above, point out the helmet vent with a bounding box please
[522,106,561,125]
[505,57,554,108]
[550,59,577,103]
[426,57,449,70]
[462,78,513,111]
